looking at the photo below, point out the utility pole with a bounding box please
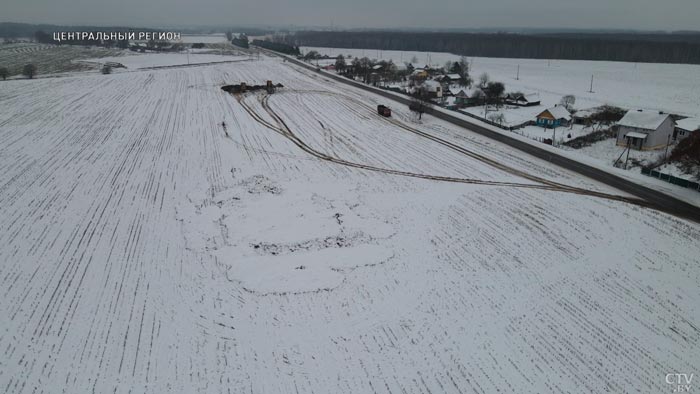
[553,126,556,147]
[589,75,594,93]
[516,64,520,80]
[664,134,671,162]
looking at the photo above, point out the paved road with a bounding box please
[263,48,700,224]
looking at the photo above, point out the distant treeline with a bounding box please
[251,40,300,55]
[288,31,700,64]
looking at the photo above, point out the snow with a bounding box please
[516,124,595,143]
[1,52,699,393]
[462,104,544,127]
[677,117,700,131]
[303,46,700,117]
[83,52,250,69]
[618,109,672,130]
[656,163,700,181]
[625,131,649,139]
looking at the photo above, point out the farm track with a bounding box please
[268,49,700,223]
[233,90,654,209]
[236,93,559,191]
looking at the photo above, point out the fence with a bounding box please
[641,168,700,192]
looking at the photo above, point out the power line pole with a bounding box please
[516,64,520,80]
[664,134,671,162]
[589,75,594,93]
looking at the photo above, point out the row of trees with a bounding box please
[325,53,475,90]
[251,40,300,55]
[290,31,700,65]
[231,33,249,48]
[0,64,36,80]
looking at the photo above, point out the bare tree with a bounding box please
[0,67,8,81]
[478,72,490,88]
[334,54,346,73]
[23,64,37,79]
[409,86,433,120]
[484,81,505,107]
[487,112,506,125]
[458,56,471,87]
[444,61,453,73]
[560,95,576,111]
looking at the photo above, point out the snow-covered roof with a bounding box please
[509,92,538,101]
[372,64,383,70]
[624,131,648,139]
[422,80,442,91]
[676,117,700,131]
[573,107,599,118]
[446,73,461,79]
[617,110,672,130]
[540,106,571,121]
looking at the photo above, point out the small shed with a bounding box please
[536,106,571,128]
[505,92,541,107]
[572,107,599,125]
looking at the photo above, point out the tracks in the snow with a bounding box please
[232,90,654,209]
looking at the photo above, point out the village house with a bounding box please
[437,73,461,85]
[615,109,675,150]
[674,117,700,142]
[411,68,429,79]
[505,92,541,107]
[535,106,571,128]
[419,80,443,99]
[453,89,472,107]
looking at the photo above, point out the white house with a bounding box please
[420,80,443,98]
[674,117,700,142]
[616,110,675,150]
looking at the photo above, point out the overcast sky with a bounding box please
[4,0,700,31]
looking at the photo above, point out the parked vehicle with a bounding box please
[377,105,392,117]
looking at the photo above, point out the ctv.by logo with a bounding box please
[666,373,694,393]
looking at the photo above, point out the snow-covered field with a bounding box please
[0,43,125,76]
[83,52,251,69]
[303,46,700,118]
[1,53,699,393]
